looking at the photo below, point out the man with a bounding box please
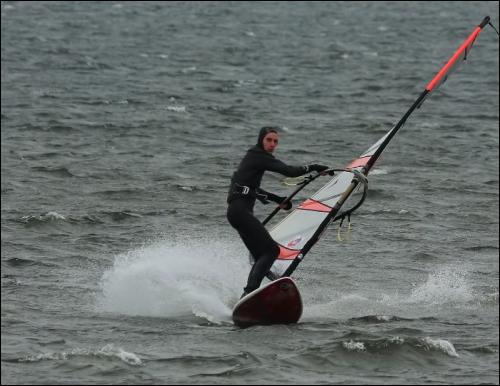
[227,126,329,298]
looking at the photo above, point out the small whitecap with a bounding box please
[422,337,459,357]
[20,345,142,366]
[98,344,142,366]
[343,340,366,352]
[166,105,186,113]
[122,211,142,218]
[388,336,405,345]
[181,66,197,73]
[44,211,66,220]
[370,168,388,175]
[235,79,256,87]
[19,352,62,362]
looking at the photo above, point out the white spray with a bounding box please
[96,234,249,323]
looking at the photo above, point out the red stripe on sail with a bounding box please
[346,155,371,170]
[298,199,331,212]
[278,245,300,260]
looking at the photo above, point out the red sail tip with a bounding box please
[425,25,483,92]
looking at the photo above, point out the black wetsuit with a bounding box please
[227,144,308,294]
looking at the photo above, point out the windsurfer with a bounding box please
[226,126,329,298]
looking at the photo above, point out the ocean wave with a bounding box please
[341,336,459,357]
[419,337,459,357]
[31,166,76,178]
[465,345,498,354]
[173,183,217,193]
[7,344,142,366]
[166,105,187,113]
[149,351,256,378]
[91,188,147,197]
[364,189,398,200]
[342,340,367,352]
[18,211,67,225]
[412,251,439,260]
[4,257,38,267]
[362,206,415,217]
[368,168,389,176]
[15,211,147,226]
[463,245,499,252]
[101,211,143,221]
[348,315,413,323]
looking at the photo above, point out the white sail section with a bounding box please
[267,126,394,278]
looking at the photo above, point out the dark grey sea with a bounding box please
[1,1,498,384]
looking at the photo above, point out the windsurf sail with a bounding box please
[264,16,494,279]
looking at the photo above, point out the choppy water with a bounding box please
[1,1,499,384]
